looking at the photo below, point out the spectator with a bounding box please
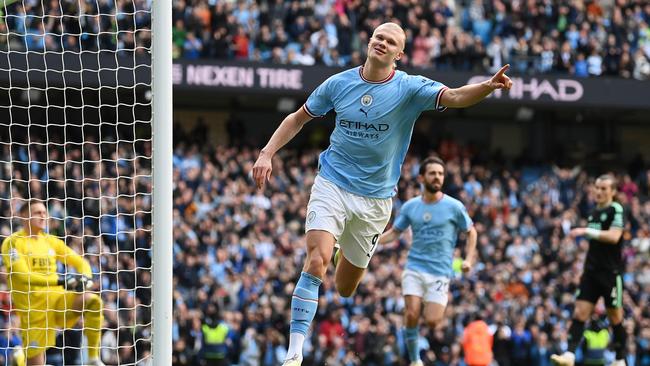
[462,315,493,366]
[581,316,610,366]
[183,32,203,60]
[530,332,553,366]
[201,305,230,366]
[633,49,650,80]
[574,53,589,77]
[587,48,604,76]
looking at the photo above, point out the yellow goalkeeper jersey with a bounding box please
[0,229,92,311]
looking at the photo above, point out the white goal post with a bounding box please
[151,0,172,364]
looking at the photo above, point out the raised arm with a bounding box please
[53,238,92,277]
[252,107,314,189]
[440,65,513,108]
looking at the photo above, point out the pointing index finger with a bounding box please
[495,64,510,77]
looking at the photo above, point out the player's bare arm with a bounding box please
[252,107,313,189]
[569,227,623,245]
[462,226,478,273]
[441,65,513,108]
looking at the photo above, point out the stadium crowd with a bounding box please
[2,0,650,80]
[0,124,152,366]
[175,0,650,79]
[169,124,650,366]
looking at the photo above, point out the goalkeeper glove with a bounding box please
[57,274,94,292]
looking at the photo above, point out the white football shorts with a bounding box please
[305,175,392,268]
[401,269,450,306]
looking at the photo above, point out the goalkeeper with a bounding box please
[1,199,104,366]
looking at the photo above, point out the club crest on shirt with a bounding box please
[600,213,607,221]
[49,249,55,257]
[423,212,432,222]
[360,94,373,107]
[9,248,18,262]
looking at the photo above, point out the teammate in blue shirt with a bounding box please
[378,156,477,366]
[252,22,511,366]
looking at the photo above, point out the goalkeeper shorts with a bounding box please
[17,290,81,359]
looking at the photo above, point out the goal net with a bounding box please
[0,0,153,364]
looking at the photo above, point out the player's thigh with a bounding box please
[304,176,348,274]
[573,300,595,322]
[305,175,347,240]
[575,274,600,315]
[304,230,337,274]
[333,252,365,295]
[421,274,449,324]
[423,301,446,326]
[336,195,391,269]
[402,269,427,301]
[21,320,56,361]
[52,291,84,328]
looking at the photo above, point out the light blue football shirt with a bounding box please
[393,195,473,277]
[304,66,448,198]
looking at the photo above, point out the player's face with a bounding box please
[593,178,615,205]
[421,163,445,193]
[26,203,48,231]
[367,25,405,66]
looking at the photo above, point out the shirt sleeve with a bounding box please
[409,75,448,112]
[1,236,59,286]
[393,202,411,231]
[611,202,624,229]
[51,236,93,277]
[303,76,335,118]
[456,202,473,231]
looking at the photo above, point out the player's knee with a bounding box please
[84,293,102,310]
[574,307,591,322]
[304,254,328,276]
[608,312,623,325]
[335,282,357,298]
[426,316,442,329]
[405,308,419,323]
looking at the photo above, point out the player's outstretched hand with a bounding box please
[488,65,513,91]
[461,260,473,274]
[252,151,273,190]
